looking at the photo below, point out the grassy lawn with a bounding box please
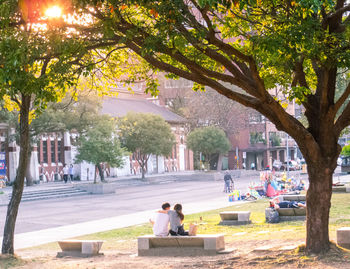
[1,192,350,269]
[24,192,350,254]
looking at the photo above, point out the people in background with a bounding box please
[269,197,306,209]
[223,170,234,193]
[69,164,74,182]
[63,164,69,183]
[251,162,255,170]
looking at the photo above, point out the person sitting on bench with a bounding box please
[149,202,171,236]
[269,197,306,209]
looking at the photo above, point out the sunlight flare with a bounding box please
[45,5,62,18]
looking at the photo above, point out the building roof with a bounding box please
[101,97,186,124]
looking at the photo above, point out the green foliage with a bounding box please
[118,112,175,157]
[269,132,281,147]
[187,126,231,159]
[250,132,266,145]
[341,144,350,157]
[74,116,125,168]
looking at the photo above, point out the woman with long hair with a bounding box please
[168,204,190,236]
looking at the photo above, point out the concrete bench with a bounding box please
[57,240,104,257]
[219,211,251,225]
[265,207,306,222]
[337,227,350,249]
[278,195,306,202]
[138,234,225,256]
[332,185,350,193]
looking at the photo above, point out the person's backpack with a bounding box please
[266,209,280,223]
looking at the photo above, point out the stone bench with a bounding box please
[265,207,306,222]
[138,234,225,256]
[277,195,306,202]
[332,185,350,193]
[57,240,104,257]
[337,227,350,249]
[219,211,251,225]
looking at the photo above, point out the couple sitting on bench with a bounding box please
[149,202,197,237]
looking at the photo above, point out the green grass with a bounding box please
[22,193,350,253]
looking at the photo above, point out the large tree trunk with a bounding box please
[2,94,31,254]
[305,164,334,254]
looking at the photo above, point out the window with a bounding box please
[182,79,193,88]
[248,112,265,124]
[43,141,48,163]
[51,141,55,163]
[165,79,180,88]
[57,140,62,163]
[250,132,266,145]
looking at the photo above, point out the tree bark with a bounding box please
[94,165,97,184]
[25,148,33,186]
[141,161,146,179]
[305,165,334,254]
[217,153,223,171]
[97,163,104,182]
[2,94,31,254]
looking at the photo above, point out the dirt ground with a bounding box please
[2,239,349,269]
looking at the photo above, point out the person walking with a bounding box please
[224,170,234,193]
[63,164,69,183]
[69,164,74,182]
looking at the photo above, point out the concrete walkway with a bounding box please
[1,196,246,250]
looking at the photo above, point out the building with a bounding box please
[228,106,299,171]
[1,92,193,182]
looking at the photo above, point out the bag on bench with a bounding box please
[189,223,198,236]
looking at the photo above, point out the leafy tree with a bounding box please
[118,113,175,179]
[187,126,230,169]
[79,0,350,254]
[74,116,125,183]
[269,133,281,147]
[341,145,350,157]
[0,1,118,254]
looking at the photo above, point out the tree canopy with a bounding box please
[75,116,125,182]
[74,0,350,254]
[187,126,231,168]
[118,112,175,178]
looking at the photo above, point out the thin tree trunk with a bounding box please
[94,165,97,184]
[141,160,145,179]
[2,94,31,254]
[97,163,104,182]
[25,148,33,186]
[305,165,333,254]
[217,153,223,171]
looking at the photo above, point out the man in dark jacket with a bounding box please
[224,171,234,193]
